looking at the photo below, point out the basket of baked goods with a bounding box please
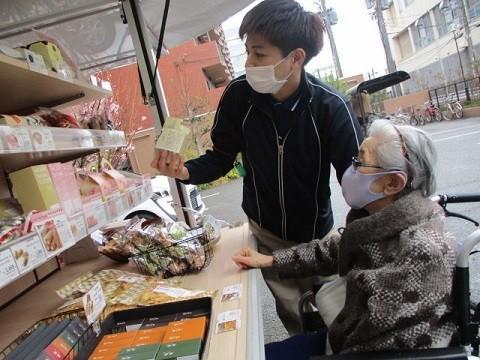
[95,218,214,278]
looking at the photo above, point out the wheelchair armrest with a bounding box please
[310,347,468,360]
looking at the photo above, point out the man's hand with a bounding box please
[232,247,274,269]
[151,150,190,181]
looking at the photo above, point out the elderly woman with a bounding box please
[233,119,456,358]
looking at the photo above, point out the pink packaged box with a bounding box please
[47,163,82,216]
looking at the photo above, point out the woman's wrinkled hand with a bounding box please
[151,150,190,180]
[232,247,274,269]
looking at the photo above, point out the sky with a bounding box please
[222,0,388,79]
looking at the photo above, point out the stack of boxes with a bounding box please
[89,316,207,360]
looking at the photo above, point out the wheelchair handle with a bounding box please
[432,193,480,206]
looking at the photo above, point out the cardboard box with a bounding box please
[78,173,116,200]
[163,317,207,342]
[155,339,202,360]
[118,344,161,358]
[103,169,126,193]
[9,165,60,213]
[47,163,82,216]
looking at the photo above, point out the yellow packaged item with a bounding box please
[9,165,60,213]
[27,41,65,73]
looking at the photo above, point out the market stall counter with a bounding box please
[0,224,265,360]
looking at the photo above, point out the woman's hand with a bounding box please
[232,247,274,269]
[151,150,190,180]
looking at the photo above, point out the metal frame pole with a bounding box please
[121,0,195,226]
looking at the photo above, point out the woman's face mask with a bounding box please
[245,53,293,94]
[341,164,406,209]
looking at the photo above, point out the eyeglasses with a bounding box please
[351,156,402,172]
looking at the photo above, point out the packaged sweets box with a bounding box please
[9,164,60,213]
[47,162,83,216]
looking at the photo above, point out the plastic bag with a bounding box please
[202,214,221,244]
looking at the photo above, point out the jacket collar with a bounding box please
[338,191,443,275]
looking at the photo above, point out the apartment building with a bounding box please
[101,26,234,128]
[384,0,480,94]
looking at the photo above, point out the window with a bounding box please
[196,33,209,44]
[412,13,434,49]
[434,5,449,37]
[397,29,413,59]
[468,0,480,18]
[434,2,463,37]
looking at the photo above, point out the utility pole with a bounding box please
[374,0,402,96]
[459,0,477,76]
[448,0,471,100]
[316,0,343,78]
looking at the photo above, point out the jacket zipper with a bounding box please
[270,120,292,241]
[308,104,322,239]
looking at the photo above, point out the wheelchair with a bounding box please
[298,193,480,360]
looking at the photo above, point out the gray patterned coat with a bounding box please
[273,191,456,354]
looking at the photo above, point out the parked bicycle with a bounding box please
[424,100,443,122]
[409,105,426,126]
[442,93,464,120]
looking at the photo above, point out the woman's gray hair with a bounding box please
[368,119,438,196]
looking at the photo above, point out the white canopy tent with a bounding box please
[0,0,254,73]
[0,0,255,225]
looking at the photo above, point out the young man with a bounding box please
[152,0,363,335]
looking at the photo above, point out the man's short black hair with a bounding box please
[239,0,324,65]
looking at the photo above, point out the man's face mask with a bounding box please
[245,53,293,94]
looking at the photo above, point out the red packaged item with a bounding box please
[35,108,80,128]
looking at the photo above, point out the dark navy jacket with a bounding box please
[184,71,363,243]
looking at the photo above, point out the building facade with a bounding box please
[100,26,234,130]
[384,0,480,94]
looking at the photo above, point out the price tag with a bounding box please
[117,275,144,283]
[92,133,104,147]
[0,127,33,151]
[105,198,118,220]
[24,49,48,75]
[11,234,47,274]
[70,214,87,242]
[0,249,19,288]
[34,213,75,255]
[221,284,243,302]
[30,128,56,151]
[53,214,75,249]
[83,282,106,325]
[72,133,94,148]
[153,285,193,297]
[132,187,142,205]
[114,195,125,216]
[84,200,108,232]
[122,193,134,211]
[216,309,241,333]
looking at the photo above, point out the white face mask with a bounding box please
[245,54,293,94]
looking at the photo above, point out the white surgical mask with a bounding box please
[245,54,293,94]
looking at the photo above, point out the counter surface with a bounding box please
[0,224,265,360]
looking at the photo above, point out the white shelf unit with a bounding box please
[0,52,148,306]
[0,126,126,171]
[0,182,153,291]
[0,53,111,114]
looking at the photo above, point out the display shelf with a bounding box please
[0,182,152,292]
[0,225,265,360]
[0,126,126,170]
[0,53,111,114]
